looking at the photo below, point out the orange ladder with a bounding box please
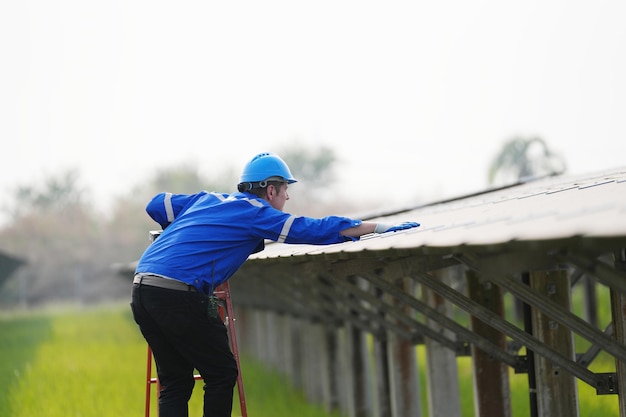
[144,281,248,417]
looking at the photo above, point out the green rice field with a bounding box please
[0,301,621,417]
[0,304,343,417]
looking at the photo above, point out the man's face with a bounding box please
[268,183,289,211]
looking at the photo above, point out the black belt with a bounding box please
[133,274,197,292]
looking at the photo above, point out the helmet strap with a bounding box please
[237,182,253,192]
[238,177,285,192]
[237,181,269,192]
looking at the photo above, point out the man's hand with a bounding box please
[374,222,420,234]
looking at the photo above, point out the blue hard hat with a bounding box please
[239,152,298,184]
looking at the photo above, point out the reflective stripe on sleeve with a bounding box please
[164,193,175,223]
[278,215,296,243]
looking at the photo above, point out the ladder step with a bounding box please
[148,374,202,385]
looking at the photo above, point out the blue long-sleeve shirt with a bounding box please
[135,191,362,293]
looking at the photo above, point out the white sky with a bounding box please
[2,1,625,223]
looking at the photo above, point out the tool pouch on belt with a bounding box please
[207,295,220,319]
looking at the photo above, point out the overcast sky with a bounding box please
[2,1,625,224]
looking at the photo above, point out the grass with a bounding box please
[0,297,622,417]
[0,304,345,417]
[1,305,147,416]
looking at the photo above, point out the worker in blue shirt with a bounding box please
[130,152,419,417]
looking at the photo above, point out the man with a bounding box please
[130,152,419,417]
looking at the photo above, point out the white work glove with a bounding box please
[374,222,420,234]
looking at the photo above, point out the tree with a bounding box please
[8,169,88,218]
[488,137,567,186]
[0,170,105,306]
[150,162,235,194]
[277,144,337,189]
[274,143,357,216]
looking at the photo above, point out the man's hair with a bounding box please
[247,180,286,198]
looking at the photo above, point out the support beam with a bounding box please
[583,276,599,328]
[577,323,613,368]
[387,277,421,417]
[522,272,539,417]
[388,333,421,417]
[290,316,305,391]
[457,252,626,363]
[411,271,605,390]
[558,251,626,294]
[530,269,579,417]
[372,327,392,417]
[321,326,341,413]
[612,249,626,416]
[339,323,370,417]
[467,270,512,417]
[423,271,462,417]
[360,271,521,369]
[330,274,456,350]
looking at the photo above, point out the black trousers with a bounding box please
[131,283,238,417]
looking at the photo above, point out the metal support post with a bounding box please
[467,269,512,417]
[530,269,579,417]
[612,249,626,417]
